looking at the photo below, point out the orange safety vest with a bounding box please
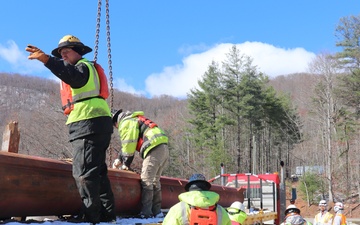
[136,115,158,150]
[332,214,346,225]
[60,61,109,115]
[180,202,223,225]
[189,205,218,225]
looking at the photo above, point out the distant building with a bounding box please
[295,166,324,176]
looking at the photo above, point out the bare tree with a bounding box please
[308,52,342,202]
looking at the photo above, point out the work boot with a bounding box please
[152,187,162,216]
[137,213,152,219]
[100,213,116,223]
[65,214,87,223]
[154,212,164,218]
[140,188,154,217]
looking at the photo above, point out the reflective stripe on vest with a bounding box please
[180,201,223,225]
[72,59,100,102]
[140,133,165,152]
[180,202,190,225]
[315,212,333,223]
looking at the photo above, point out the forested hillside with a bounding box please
[2,14,360,207]
[0,72,189,173]
[0,69,358,206]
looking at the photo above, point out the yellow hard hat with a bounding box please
[51,35,92,58]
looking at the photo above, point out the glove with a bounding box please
[121,165,129,170]
[121,155,134,168]
[112,159,121,169]
[25,45,49,64]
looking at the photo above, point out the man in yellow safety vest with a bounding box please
[314,200,333,225]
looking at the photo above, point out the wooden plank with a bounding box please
[243,211,277,225]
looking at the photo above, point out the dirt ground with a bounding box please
[287,182,360,218]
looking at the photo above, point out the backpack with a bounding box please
[189,205,218,225]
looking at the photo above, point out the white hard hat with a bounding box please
[319,200,327,206]
[334,202,344,212]
[112,109,132,125]
[285,204,300,215]
[228,201,245,212]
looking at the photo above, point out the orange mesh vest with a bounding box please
[135,115,158,150]
[189,205,218,225]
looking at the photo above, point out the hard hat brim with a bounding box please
[227,207,242,211]
[285,207,300,215]
[112,109,123,125]
[185,180,211,192]
[51,41,92,58]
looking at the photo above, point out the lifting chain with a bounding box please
[105,0,114,111]
[94,0,114,167]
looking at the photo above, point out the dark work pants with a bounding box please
[71,133,115,223]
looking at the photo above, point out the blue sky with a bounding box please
[0,1,358,98]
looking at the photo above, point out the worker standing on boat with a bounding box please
[25,35,116,224]
[112,109,169,218]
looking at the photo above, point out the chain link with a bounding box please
[106,0,114,111]
[105,0,114,165]
[94,0,114,166]
[94,0,102,62]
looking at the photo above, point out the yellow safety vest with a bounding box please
[66,58,111,124]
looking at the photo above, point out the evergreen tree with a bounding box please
[334,14,360,199]
[221,45,261,173]
[262,86,302,173]
[299,171,326,205]
[187,45,302,175]
[335,15,360,114]
[187,61,230,175]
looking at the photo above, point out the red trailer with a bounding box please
[209,172,285,225]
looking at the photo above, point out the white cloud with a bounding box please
[0,40,23,64]
[145,42,316,98]
[0,40,47,74]
[238,42,316,76]
[113,77,145,96]
[1,40,316,99]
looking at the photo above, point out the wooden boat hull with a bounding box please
[0,151,243,218]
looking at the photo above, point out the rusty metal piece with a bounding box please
[1,121,20,153]
[0,151,243,218]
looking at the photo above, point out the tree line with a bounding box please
[1,14,360,205]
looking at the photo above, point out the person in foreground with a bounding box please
[112,109,169,218]
[332,202,347,225]
[281,205,312,225]
[162,173,231,225]
[313,200,333,225]
[227,201,247,225]
[26,35,115,223]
